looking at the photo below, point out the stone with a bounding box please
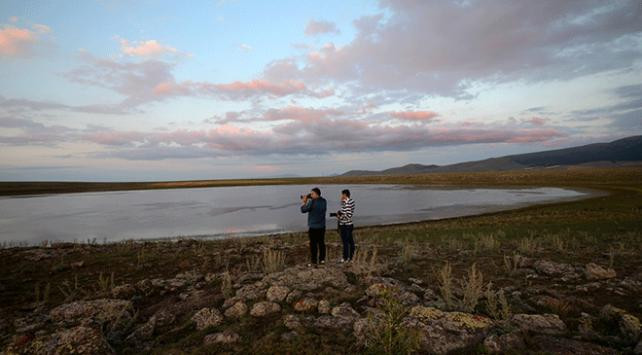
[533,260,575,277]
[111,284,136,299]
[294,297,318,313]
[331,303,360,320]
[235,282,267,301]
[203,331,240,345]
[318,300,331,314]
[261,265,350,292]
[286,290,302,304]
[224,301,248,319]
[365,283,392,298]
[584,263,616,280]
[315,315,353,329]
[191,308,223,330]
[250,301,281,317]
[620,314,641,343]
[49,299,132,327]
[483,332,525,353]
[283,314,303,330]
[266,285,290,303]
[17,326,113,354]
[510,313,567,335]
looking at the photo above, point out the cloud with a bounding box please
[267,1,642,98]
[0,25,37,56]
[118,38,179,57]
[239,43,252,52]
[391,111,438,122]
[304,20,340,36]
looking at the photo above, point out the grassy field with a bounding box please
[1,166,641,353]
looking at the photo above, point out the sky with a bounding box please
[1,0,641,181]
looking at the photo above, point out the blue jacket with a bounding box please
[300,197,327,229]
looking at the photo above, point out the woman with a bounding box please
[337,189,355,262]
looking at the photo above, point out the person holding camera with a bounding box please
[336,189,355,262]
[300,187,327,266]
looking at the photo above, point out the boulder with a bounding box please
[294,297,318,313]
[224,301,248,319]
[318,300,331,314]
[533,260,575,277]
[283,314,303,330]
[18,326,113,354]
[331,303,360,320]
[49,299,132,327]
[250,301,281,317]
[262,265,349,292]
[483,332,525,353]
[510,313,567,335]
[203,331,240,345]
[266,285,290,303]
[584,263,616,280]
[191,308,223,330]
[111,284,136,299]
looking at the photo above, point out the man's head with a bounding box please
[310,187,321,199]
[341,189,351,199]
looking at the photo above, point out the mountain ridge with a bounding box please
[341,135,642,176]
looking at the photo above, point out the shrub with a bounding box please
[262,248,285,273]
[437,262,454,310]
[363,289,420,355]
[460,263,484,313]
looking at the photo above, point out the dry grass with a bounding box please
[261,248,285,273]
[437,262,455,310]
[484,282,511,320]
[220,271,233,298]
[460,263,484,313]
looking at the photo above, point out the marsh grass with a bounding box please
[97,272,115,294]
[484,282,511,320]
[363,289,420,355]
[262,248,285,273]
[460,263,484,313]
[517,236,539,255]
[437,262,454,310]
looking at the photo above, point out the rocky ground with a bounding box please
[1,168,641,354]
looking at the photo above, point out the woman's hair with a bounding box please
[342,189,350,197]
[312,187,321,196]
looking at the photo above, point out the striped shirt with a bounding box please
[338,198,355,226]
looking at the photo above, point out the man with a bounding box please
[337,189,355,262]
[300,187,327,266]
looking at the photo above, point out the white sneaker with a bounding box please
[339,259,345,263]
[320,260,325,265]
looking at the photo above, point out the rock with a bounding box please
[600,304,641,344]
[235,282,267,301]
[261,265,350,292]
[530,335,618,354]
[399,291,420,306]
[331,303,360,320]
[49,299,132,327]
[408,277,424,285]
[71,261,85,268]
[266,285,290,303]
[250,301,281,317]
[510,313,567,335]
[365,283,392,298]
[191,308,223,330]
[283,314,303,330]
[17,326,113,354]
[318,300,331,314]
[315,315,353,329]
[483,332,525,353]
[585,263,616,280]
[286,290,302,304]
[224,301,248,319]
[354,305,493,354]
[111,284,136,299]
[294,297,318,313]
[533,259,575,277]
[203,331,240,345]
[620,314,641,343]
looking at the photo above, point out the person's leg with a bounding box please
[317,228,325,262]
[308,228,317,264]
[339,225,349,260]
[347,225,355,260]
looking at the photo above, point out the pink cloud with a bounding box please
[304,20,339,36]
[527,116,547,126]
[204,79,307,98]
[0,26,36,56]
[118,39,178,57]
[391,111,439,121]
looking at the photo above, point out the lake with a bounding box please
[0,184,589,245]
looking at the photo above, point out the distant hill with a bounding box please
[341,135,642,176]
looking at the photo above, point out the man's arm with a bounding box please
[300,199,312,213]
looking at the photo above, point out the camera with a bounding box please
[329,212,337,217]
[300,193,312,199]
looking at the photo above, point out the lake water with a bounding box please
[0,184,588,245]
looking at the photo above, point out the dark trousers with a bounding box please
[339,224,355,260]
[308,228,326,264]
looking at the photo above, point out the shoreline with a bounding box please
[0,186,606,249]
